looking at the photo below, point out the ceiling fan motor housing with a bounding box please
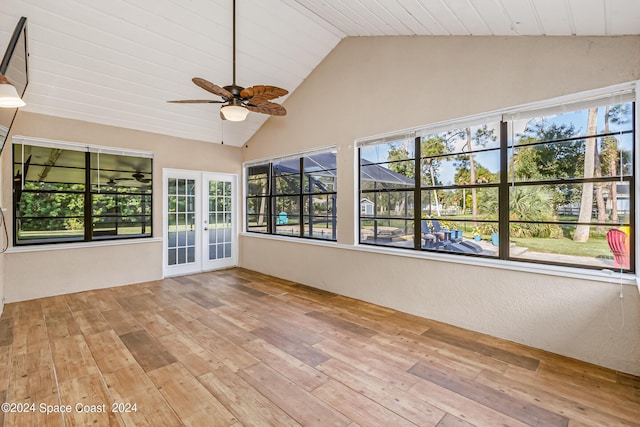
[223,85,244,99]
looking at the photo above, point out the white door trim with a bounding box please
[162,168,238,277]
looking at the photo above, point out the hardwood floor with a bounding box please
[0,267,638,426]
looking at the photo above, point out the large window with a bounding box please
[13,140,153,245]
[359,87,635,272]
[359,136,416,248]
[245,148,337,241]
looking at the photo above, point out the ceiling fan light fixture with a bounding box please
[0,83,25,108]
[168,0,288,124]
[221,104,249,121]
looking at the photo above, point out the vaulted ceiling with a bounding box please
[2,1,639,147]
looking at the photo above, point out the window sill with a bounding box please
[241,232,637,286]
[5,237,162,253]
[241,231,338,247]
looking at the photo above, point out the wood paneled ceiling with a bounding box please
[2,1,639,147]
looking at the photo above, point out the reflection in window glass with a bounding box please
[91,152,152,239]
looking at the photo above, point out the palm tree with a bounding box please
[574,107,598,242]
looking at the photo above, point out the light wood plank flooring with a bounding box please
[0,268,638,426]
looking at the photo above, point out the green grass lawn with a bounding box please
[509,236,611,258]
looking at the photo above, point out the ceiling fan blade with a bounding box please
[240,85,288,101]
[167,99,225,103]
[245,101,286,116]
[245,95,270,105]
[192,77,233,99]
[131,172,152,183]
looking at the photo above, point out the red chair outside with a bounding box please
[606,228,630,269]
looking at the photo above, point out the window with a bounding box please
[507,99,634,269]
[13,139,153,245]
[359,136,415,247]
[420,121,501,256]
[359,85,635,272]
[245,148,337,241]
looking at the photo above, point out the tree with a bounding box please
[386,142,415,216]
[454,163,496,214]
[601,134,620,222]
[458,125,496,221]
[574,107,598,242]
[386,143,414,178]
[479,184,562,238]
[514,121,582,181]
[593,138,607,233]
[419,127,495,218]
[601,103,631,223]
[420,135,449,216]
[512,121,582,211]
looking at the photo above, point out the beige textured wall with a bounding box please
[241,36,640,375]
[5,241,162,301]
[2,112,242,301]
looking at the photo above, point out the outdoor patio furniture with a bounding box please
[454,240,483,254]
[606,228,630,269]
[431,218,462,243]
[277,212,288,225]
[422,219,483,253]
[421,220,450,249]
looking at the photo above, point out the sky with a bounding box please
[361,102,633,186]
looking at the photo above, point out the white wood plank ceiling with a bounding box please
[2,1,639,147]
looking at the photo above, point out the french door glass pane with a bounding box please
[208,179,232,260]
[167,178,196,266]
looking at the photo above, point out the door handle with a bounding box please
[204,227,209,231]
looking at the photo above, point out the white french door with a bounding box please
[163,169,237,276]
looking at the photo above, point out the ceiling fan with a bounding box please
[168,0,288,121]
[106,172,151,186]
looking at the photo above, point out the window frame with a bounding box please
[244,147,337,242]
[357,83,637,273]
[12,137,153,246]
